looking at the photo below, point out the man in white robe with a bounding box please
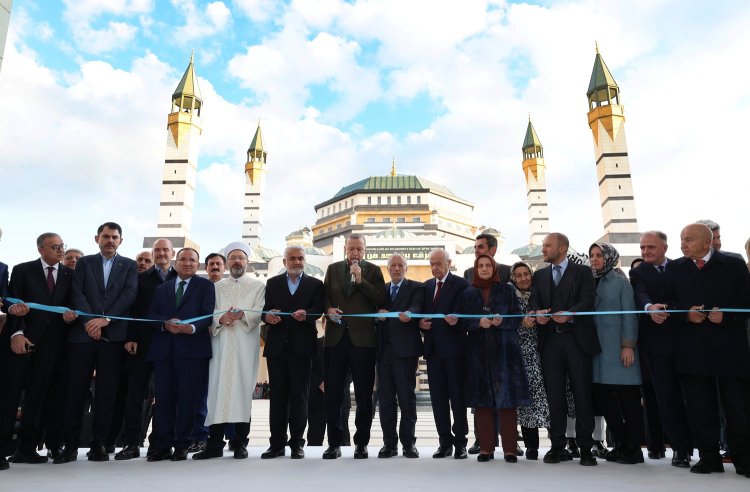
[193,242,265,460]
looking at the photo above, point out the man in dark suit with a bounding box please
[145,247,215,462]
[529,232,600,466]
[419,248,469,459]
[54,222,138,464]
[463,233,511,284]
[629,231,691,468]
[376,253,423,459]
[111,238,176,460]
[261,246,324,459]
[323,233,386,459]
[663,223,750,476]
[0,233,77,466]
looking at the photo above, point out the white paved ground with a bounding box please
[2,400,748,491]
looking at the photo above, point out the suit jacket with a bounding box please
[0,261,8,299]
[529,261,601,356]
[376,278,424,359]
[70,253,138,343]
[420,272,469,359]
[4,259,74,346]
[324,259,386,348]
[262,273,325,358]
[464,263,511,284]
[145,275,216,361]
[663,251,750,378]
[629,260,675,355]
[126,266,177,362]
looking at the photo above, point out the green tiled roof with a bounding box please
[587,51,618,99]
[248,124,264,153]
[172,52,203,109]
[332,175,462,201]
[522,120,542,152]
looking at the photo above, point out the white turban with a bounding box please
[223,241,252,259]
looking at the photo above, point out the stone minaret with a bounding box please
[586,44,640,262]
[522,117,550,245]
[242,123,267,249]
[144,52,203,250]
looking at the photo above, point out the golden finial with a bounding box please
[528,112,531,122]
[190,49,194,63]
[595,41,599,54]
[391,156,397,176]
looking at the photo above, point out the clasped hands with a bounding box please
[418,315,459,330]
[377,309,412,322]
[266,309,307,324]
[532,308,571,325]
[687,305,722,324]
[478,315,503,329]
[218,307,246,327]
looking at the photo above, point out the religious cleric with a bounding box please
[194,242,265,460]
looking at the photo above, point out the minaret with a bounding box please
[521,117,549,245]
[144,52,203,250]
[586,44,640,262]
[242,122,267,249]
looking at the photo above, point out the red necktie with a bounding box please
[695,259,706,270]
[433,280,443,302]
[46,266,55,293]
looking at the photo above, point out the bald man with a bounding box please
[664,223,750,476]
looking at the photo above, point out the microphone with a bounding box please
[350,259,359,285]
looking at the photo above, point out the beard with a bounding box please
[230,265,246,278]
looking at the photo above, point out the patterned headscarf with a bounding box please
[588,242,620,279]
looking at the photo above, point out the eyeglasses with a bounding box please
[50,244,67,252]
[227,256,247,262]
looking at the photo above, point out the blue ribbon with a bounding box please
[5,297,748,326]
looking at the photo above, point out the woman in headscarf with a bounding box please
[462,255,530,462]
[510,262,550,461]
[589,242,644,464]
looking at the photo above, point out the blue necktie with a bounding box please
[390,284,399,302]
[553,265,562,286]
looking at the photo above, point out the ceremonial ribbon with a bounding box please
[3,297,749,326]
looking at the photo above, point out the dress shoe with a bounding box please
[468,441,481,455]
[516,445,524,457]
[591,441,607,458]
[605,448,621,462]
[378,446,398,458]
[454,447,468,459]
[114,445,140,461]
[290,445,304,459]
[403,445,419,459]
[186,441,206,454]
[671,450,691,468]
[525,449,538,460]
[9,449,48,464]
[88,445,110,462]
[233,446,248,459]
[354,445,368,459]
[648,449,666,459]
[171,449,189,461]
[261,447,285,459]
[192,448,223,460]
[566,438,580,458]
[53,446,78,464]
[477,452,494,462]
[147,448,172,462]
[47,445,64,460]
[543,449,562,464]
[322,446,341,459]
[0,456,8,471]
[579,449,597,466]
[617,448,644,464]
[228,442,235,452]
[105,444,116,454]
[505,454,518,463]
[432,445,453,458]
[690,459,724,474]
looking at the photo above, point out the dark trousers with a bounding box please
[62,342,123,449]
[644,351,692,454]
[476,408,516,455]
[542,331,595,450]
[306,385,325,446]
[680,374,750,465]
[152,356,209,451]
[426,353,468,448]
[207,422,250,451]
[641,381,665,451]
[267,349,312,448]
[323,330,376,447]
[377,344,418,448]
[593,384,644,451]
[191,379,209,443]
[521,426,540,450]
[0,339,62,452]
[109,360,153,446]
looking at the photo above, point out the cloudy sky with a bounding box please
[1,0,749,268]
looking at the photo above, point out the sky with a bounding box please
[1,0,749,269]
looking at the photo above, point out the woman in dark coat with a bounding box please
[462,254,530,462]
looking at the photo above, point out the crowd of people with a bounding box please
[0,222,749,480]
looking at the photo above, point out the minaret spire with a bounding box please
[521,117,549,245]
[243,121,268,249]
[391,156,397,176]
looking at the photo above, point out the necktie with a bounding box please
[176,280,186,307]
[391,284,399,303]
[434,280,443,302]
[46,266,55,293]
[658,265,665,274]
[552,265,562,286]
[695,259,706,270]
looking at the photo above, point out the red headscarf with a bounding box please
[472,254,499,305]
